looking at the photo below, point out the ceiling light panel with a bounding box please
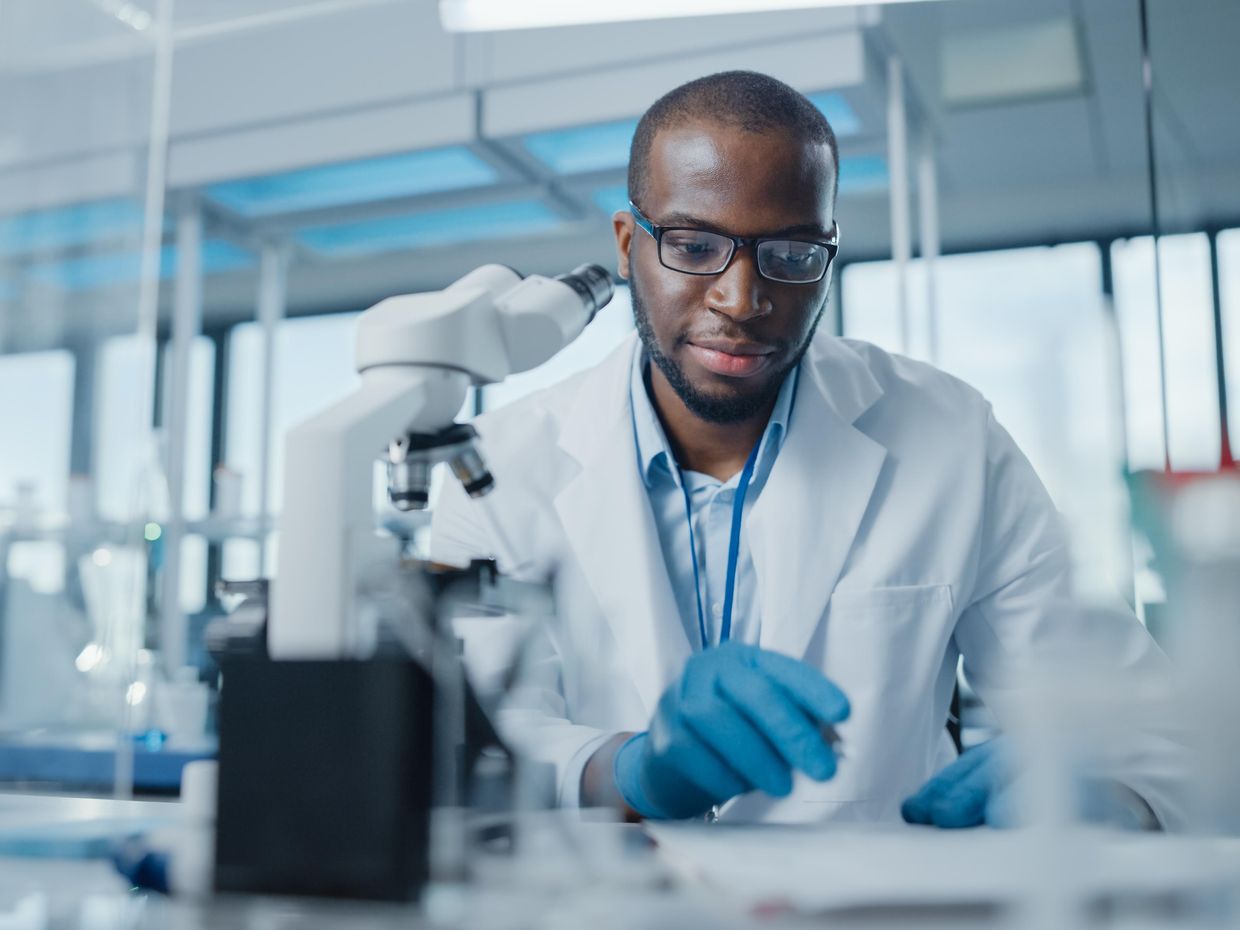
[204,147,499,219]
[26,241,252,292]
[296,200,565,258]
[441,0,940,31]
[0,199,146,258]
[943,17,1085,107]
[523,120,638,176]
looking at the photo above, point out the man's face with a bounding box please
[614,119,837,423]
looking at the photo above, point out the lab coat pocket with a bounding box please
[826,583,955,628]
[819,582,954,700]
[801,584,956,807]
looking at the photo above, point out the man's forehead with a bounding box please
[644,122,835,231]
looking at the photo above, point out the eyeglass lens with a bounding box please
[658,228,829,283]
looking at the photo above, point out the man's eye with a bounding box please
[769,243,818,264]
[763,242,828,272]
[666,237,718,255]
[774,251,812,264]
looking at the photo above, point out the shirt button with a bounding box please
[712,602,723,618]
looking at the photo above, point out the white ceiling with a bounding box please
[0,0,1237,345]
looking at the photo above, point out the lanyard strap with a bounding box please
[678,438,762,649]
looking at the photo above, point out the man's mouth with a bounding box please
[683,338,777,378]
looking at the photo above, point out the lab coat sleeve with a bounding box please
[951,407,1190,830]
[430,473,618,808]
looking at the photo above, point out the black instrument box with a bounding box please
[214,656,434,901]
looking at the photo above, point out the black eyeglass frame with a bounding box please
[629,200,840,285]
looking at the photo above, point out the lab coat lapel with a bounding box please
[751,337,888,660]
[553,337,690,715]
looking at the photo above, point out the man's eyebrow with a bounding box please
[657,212,831,239]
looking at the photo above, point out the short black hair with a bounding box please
[627,70,840,210]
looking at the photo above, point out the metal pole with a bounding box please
[1100,242,1138,608]
[116,0,175,801]
[159,198,204,676]
[887,55,913,356]
[256,243,290,575]
[133,0,176,438]
[1207,232,1235,468]
[205,327,231,597]
[1138,0,1172,472]
[917,136,941,365]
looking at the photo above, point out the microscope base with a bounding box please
[214,656,434,901]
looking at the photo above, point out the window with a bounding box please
[159,338,215,613]
[94,336,157,523]
[843,244,1130,599]
[1112,234,1220,472]
[0,351,74,516]
[1215,229,1240,454]
[94,335,213,612]
[0,350,74,593]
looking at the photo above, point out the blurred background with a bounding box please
[0,0,1236,792]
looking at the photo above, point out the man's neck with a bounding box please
[648,365,777,482]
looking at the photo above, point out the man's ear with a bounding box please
[612,210,634,280]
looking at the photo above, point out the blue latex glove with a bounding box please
[901,738,1159,830]
[901,739,1010,828]
[614,641,850,820]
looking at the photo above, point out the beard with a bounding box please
[630,275,824,425]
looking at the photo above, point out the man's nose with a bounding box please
[704,247,774,323]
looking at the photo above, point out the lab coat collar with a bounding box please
[749,335,888,659]
[554,334,691,715]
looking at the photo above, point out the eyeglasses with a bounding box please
[629,201,839,285]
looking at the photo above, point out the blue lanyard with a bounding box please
[677,438,762,649]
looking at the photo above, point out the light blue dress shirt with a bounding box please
[629,346,799,650]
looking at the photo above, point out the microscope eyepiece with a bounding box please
[554,264,614,321]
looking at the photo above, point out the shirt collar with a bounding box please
[629,341,798,490]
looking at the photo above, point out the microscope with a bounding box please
[211,263,614,901]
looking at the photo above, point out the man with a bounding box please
[432,71,1184,828]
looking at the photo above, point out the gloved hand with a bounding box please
[901,738,1159,830]
[613,641,850,820]
[901,738,1011,828]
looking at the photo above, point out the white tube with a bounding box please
[917,138,941,364]
[887,55,913,356]
[256,243,289,574]
[158,199,203,676]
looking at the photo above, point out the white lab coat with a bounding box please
[431,332,1188,827]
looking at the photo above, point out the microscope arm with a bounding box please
[269,365,470,660]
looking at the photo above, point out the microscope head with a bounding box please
[359,263,614,510]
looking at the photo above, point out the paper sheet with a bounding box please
[646,821,1240,913]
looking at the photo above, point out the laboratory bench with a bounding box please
[1,790,1239,930]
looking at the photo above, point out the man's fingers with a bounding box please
[902,742,1004,827]
[655,722,750,804]
[752,649,851,725]
[718,667,837,781]
[682,696,794,798]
